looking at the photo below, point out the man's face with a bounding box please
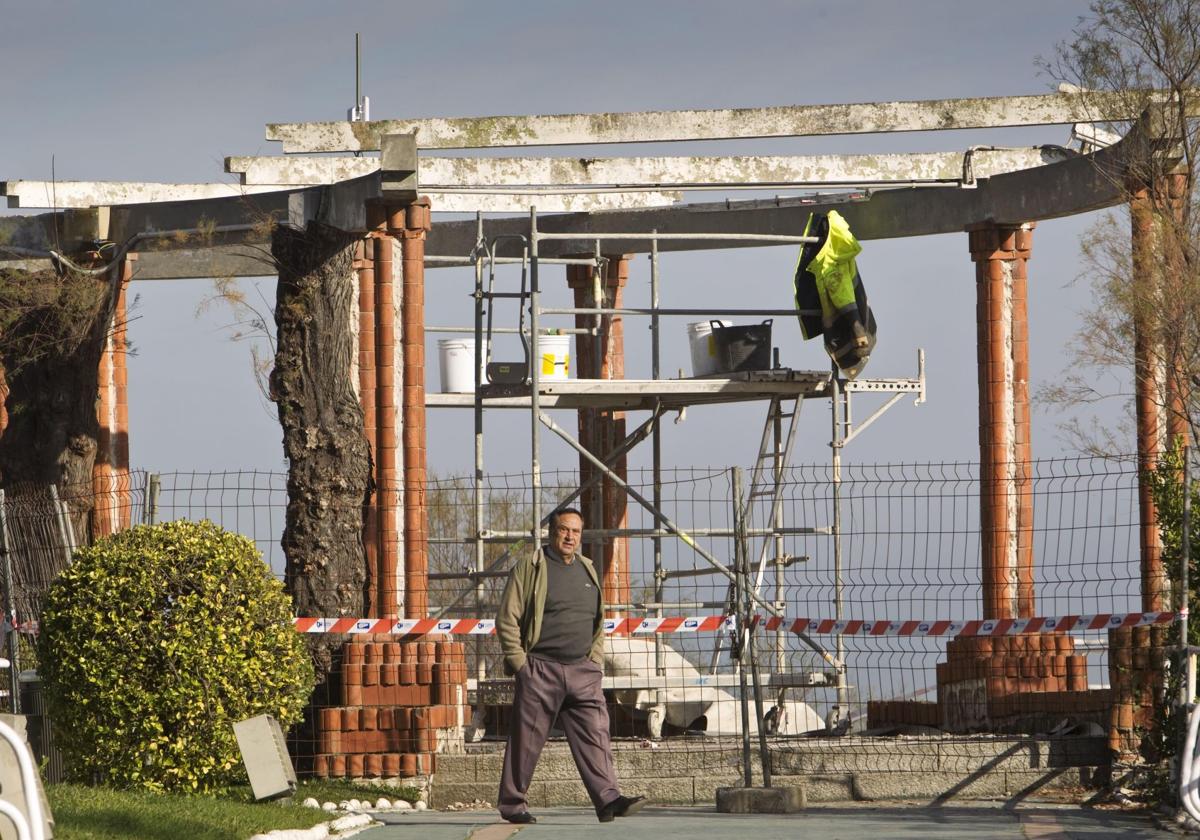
[551,512,583,559]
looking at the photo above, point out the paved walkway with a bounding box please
[354,803,1180,840]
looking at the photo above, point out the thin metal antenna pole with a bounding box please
[529,208,542,540]
[355,33,361,106]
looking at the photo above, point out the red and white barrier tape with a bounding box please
[759,611,1176,636]
[292,611,1177,637]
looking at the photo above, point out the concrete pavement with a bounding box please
[352,803,1180,840]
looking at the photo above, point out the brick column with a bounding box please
[113,258,131,530]
[1130,174,1190,612]
[374,226,401,619]
[355,237,380,616]
[398,199,432,620]
[566,256,630,615]
[91,256,133,538]
[968,223,1036,620]
[1131,185,1166,612]
[1108,623,1170,761]
[92,293,115,538]
[1161,174,1192,448]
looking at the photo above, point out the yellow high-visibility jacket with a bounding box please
[794,210,877,378]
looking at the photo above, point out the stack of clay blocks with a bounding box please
[935,634,1107,733]
[312,638,470,779]
[1107,624,1169,760]
[865,699,940,729]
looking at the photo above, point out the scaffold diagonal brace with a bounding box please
[538,410,787,619]
[432,406,665,619]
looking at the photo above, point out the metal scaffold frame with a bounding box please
[426,208,926,740]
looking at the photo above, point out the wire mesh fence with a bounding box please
[0,455,1170,790]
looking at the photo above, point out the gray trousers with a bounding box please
[498,654,620,816]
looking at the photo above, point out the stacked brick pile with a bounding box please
[936,634,1105,733]
[1107,624,1169,760]
[312,638,469,779]
[865,699,940,729]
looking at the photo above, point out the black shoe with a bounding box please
[597,795,647,822]
[505,812,537,824]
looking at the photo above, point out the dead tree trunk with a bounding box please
[0,266,121,546]
[270,224,372,685]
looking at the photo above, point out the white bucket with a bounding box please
[687,320,731,377]
[438,338,488,393]
[537,334,571,380]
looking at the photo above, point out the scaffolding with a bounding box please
[425,210,925,740]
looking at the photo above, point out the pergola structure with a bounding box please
[0,90,1185,755]
[1,89,1179,613]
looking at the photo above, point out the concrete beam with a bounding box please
[2,180,285,209]
[228,149,1070,187]
[227,155,380,184]
[0,106,1151,280]
[264,91,1129,153]
[380,132,418,200]
[130,246,277,281]
[426,192,682,212]
[428,113,1144,258]
[0,244,274,281]
[106,190,293,244]
[5,178,677,214]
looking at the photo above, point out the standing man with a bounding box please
[495,507,647,824]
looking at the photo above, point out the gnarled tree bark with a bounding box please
[270,224,372,689]
[0,265,121,544]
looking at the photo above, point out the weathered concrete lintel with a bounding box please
[225,149,1071,187]
[6,147,1069,214]
[428,115,1142,258]
[0,108,1152,279]
[2,179,679,213]
[265,91,1135,152]
[2,180,285,209]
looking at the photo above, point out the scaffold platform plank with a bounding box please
[426,370,832,410]
[426,369,923,410]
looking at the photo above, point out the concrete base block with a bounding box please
[428,781,496,809]
[429,736,1109,808]
[639,777,701,804]
[715,785,806,814]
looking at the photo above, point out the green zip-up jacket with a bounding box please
[495,547,606,676]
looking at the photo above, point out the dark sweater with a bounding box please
[528,548,599,663]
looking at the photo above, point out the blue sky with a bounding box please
[0,0,1123,477]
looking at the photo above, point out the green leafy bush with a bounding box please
[38,520,314,792]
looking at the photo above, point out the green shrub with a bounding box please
[38,520,314,792]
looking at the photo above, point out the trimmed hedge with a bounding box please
[38,520,314,792]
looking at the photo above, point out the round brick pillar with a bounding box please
[566,255,631,615]
[967,222,1035,620]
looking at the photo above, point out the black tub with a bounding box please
[711,319,772,372]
